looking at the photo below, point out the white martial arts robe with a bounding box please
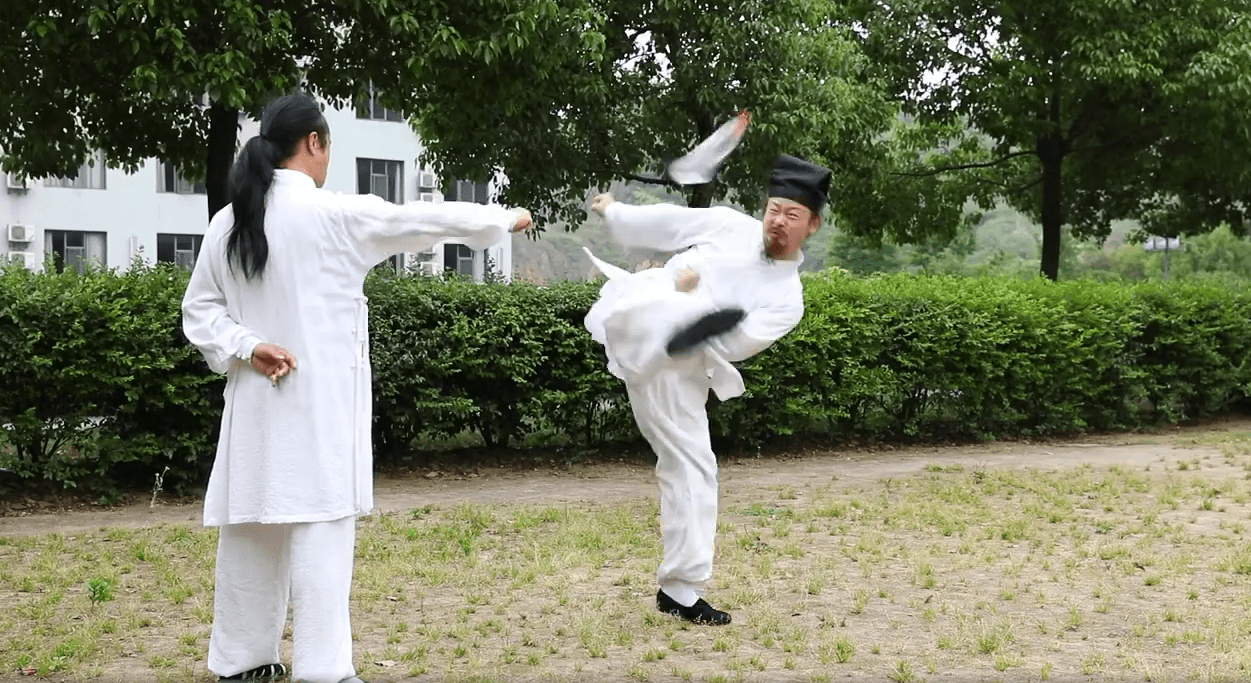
[182,168,521,682]
[584,201,805,606]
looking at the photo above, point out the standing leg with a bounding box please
[209,523,293,679]
[627,367,730,625]
[288,515,358,683]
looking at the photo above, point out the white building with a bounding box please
[0,90,512,282]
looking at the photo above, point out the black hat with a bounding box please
[767,154,831,215]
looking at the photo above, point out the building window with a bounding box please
[356,83,404,122]
[157,233,203,271]
[356,158,403,204]
[45,230,107,274]
[443,243,475,277]
[443,179,490,205]
[438,179,491,279]
[44,150,107,189]
[158,162,206,194]
[359,158,404,273]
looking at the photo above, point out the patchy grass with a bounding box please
[4,434,1251,681]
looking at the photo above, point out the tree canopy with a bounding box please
[5,0,1251,282]
[0,0,564,218]
[846,0,1251,279]
[401,0,903,227]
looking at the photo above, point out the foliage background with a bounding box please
[2,262,1247,500]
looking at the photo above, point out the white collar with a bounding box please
[273,168,316,188]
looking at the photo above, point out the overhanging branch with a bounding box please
[891,149,1036,178]
[620,171,680,188]
[1008,175,1044,195]
[965,173,1044,195]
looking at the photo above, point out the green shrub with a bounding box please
[0,261,220,501]
[1,263,1247,498]
[366,273,634,466]
[717,272,1251,445]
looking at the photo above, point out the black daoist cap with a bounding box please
[768,154,832,215]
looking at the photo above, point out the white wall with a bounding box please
[1,158,207,269]
[1,100,512,282]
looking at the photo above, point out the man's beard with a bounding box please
[764,233,787,260]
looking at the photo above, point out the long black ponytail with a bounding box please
[226,93,329,281]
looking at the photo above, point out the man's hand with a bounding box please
[733,109,752,136]
[510,209,533,234]
[675,268,700,293]
[250,343,297,384]
[591,193,615,216]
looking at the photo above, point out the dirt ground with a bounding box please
[6,416,1251,683]
[3,417,1247,538]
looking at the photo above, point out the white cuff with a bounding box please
[235,336,263,362]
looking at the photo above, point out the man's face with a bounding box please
[763,197,819,260]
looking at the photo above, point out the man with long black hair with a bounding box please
[182,93,532,683]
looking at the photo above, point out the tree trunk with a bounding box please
[206,102,239,220]
[1037,133,1065,281]
[686,182,715,208]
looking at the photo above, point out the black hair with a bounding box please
[226,93,329,281]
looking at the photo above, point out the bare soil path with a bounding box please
[4,417,1245,538]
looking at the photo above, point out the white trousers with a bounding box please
[208,516,357,683]
[627,358,719,606]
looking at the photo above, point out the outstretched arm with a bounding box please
[339,192,531,260]
[592,193,745,253]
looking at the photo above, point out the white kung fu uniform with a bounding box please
[584,201,805,606]
[182,169,522,683]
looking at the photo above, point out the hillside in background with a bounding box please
[510,184,1248,285]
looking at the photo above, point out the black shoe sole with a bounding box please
[220,663,287,681]
[665,308,746,356]
[656,590,732,625]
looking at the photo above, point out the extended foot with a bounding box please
[656,589,732,625]
[665,308,746,356]
[220,663,287,681]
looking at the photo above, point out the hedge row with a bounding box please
[0,264,223,500]
[1,262,1248,500]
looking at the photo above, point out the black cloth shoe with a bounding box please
[656,589,732,625]
[665,308,747,356]
[220,663,287,681]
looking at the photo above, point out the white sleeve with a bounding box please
[604,202,743,252]
[180,235,263,374]
[337,192,523,261]
[667,116,747,185]
[705,297,804,363]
